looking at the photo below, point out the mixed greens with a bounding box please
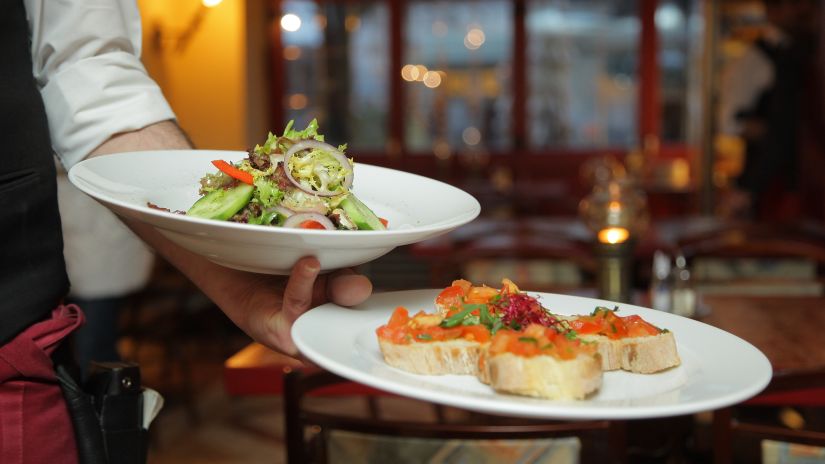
[185,120,386,231]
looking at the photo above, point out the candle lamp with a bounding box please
[579,178,648,303]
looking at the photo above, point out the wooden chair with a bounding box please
[284,369,628,464]
[675,221,825,462]
[712,371,825,464]
[428,219,597,292]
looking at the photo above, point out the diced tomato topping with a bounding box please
[488,324,596,360]
[462,324,491,343]
[566,310,661,339]
[435,285,467,311]
[387,307,410,327]
[465,286,499,304]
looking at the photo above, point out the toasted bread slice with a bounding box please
[618,331,680,374]
[576,332,680,373]
[487,351,602,400]
[378,338,483,375]
[482,324,602,400]
[376,307,492,376]
[556,309,681,374]
[578,334,623,371]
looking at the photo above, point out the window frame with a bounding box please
[267,0,686,187]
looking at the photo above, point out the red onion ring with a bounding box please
[283,140,353,196]
[282,212,336,230]
[267,205,294,218]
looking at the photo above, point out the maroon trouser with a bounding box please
[0,305,83,463]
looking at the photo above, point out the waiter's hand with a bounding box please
[239,257,372,355]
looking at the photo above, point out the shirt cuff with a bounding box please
[41,51,176,169]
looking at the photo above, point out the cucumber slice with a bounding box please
[340,194,385,230]
[187,184,254,220]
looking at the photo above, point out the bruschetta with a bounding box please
[375,307,491,375]
[555,307,680,374]
[483,324,602,400]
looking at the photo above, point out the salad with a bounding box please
[184,119,386,231]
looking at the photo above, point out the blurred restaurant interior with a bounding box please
[87,0,825,462]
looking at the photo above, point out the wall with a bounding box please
[136,0,269,151]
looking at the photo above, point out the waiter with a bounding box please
[0,1,372,462]
[717,0,813,219]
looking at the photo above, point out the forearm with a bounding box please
[88,120,193,157]
[88,120,257,328]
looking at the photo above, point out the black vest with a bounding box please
[0,0,70,344]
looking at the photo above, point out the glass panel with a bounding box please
[527,0,639,149]
[657,0,702,143]
[280,1,389,150]
[403,1,513,154]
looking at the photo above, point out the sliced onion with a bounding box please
[268,153,284,167]
[266,205,294,218]
[282,212,336,230]
[284,140,353,196]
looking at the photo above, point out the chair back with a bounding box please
[675,221,825,296]
[284,369,627,464]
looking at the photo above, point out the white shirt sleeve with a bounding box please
[717,44,774,135]
[25,0,177,168]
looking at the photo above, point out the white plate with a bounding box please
[293,290,772,420]
[68,150,480,274]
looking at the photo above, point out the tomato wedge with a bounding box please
[379,217,389,227]
[212,160,254,185]
[299,220,326,229]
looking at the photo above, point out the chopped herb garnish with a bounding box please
[490,319,505,335]
[439,306,476,328]
[416,333,433,341]
[610,323,617,333]
[518,337,537,344]
[564,330,578,340]
[462,315,480,326]
[541,343,555,350]
[479,304,493,326]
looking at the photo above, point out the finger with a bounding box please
[264,312,298,355]
[327,271,373,307]
[281,256,321,323]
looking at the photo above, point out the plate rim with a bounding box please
[293,289,773,420]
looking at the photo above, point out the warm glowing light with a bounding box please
[464,28,486,50]
[433,139,451,160]
[422,70,442,88]
[414,65,428,81]
[608,200,622,212]
[462,126,481,146]
[598,227,630,245]
[281,14,302,32]
[400,64,418,81]
[288,93,308,110]
[202,0,222,7]
[283,45,302,61]
[345,15,361,32]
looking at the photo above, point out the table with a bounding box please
[699,295,825,463]
[699,295,825,377]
